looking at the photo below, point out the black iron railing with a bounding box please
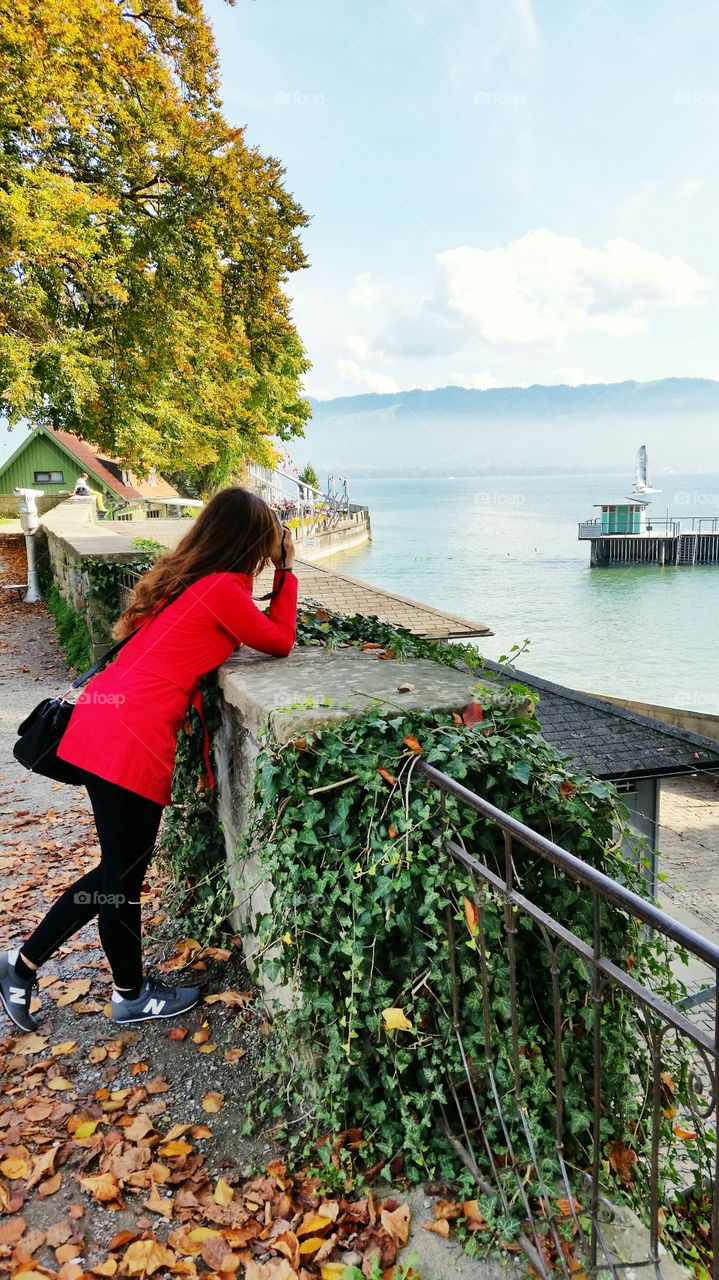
[417,759,718,1279]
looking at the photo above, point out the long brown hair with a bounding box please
[112,487,280,638]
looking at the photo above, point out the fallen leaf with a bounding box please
[296,1215,332,1238]
[462,701,484,727]
[79,1172,121,1203]
[158,1140,193,1158]
[424,1218,450,1237]
[204,989,251,1007]
[122,1239,176,1276]
[0,1216,25,1246]
[201,1091,224,1114]
[214,1178,234,1206]
[38,1171,63,1197]
[381,1007,413,1032]
[12,1033,48,1056]
[56,979,91,1007]
[51,1040,78,1056]
[380,1204,410,1246]
[402,734,422,754]
[74,1120,100,1139]
[376,767,397,787]
[607,1140,637,1185]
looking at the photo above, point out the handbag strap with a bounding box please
[70,592,180,690]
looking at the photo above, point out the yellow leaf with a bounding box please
[47,1077,73,1091]
[214,1177,234,1206]
[321,1267,347,1280]
[297,1214,332,1237]
[299,1236,327,1255]
[74,1120,100,1139]
[382,1007,413,1031]
[51,1040,78,1055]
[0,1158,29,1180]
[158,1140,193,1157]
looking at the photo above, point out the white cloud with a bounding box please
[675,177,707,200]
[344,333,372,358]
[430,229,706,347]
[349,273,382,311]
[335,358,399,394]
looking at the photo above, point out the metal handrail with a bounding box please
[416,759,718,1279]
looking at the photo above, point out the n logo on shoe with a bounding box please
[9,987,27,1005]
[142,998,166,1015]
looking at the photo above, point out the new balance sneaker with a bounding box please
[0,950,39,1032]
[110,977,201,1024]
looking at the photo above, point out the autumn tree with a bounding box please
[0,0,312,488]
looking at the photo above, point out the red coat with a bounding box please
[57,568,298,805]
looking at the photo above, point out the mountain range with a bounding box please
[295,377,719,477]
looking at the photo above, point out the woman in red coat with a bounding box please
[0,488,298,1031]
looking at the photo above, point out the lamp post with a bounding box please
[14,488,45,603]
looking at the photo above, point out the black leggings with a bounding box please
[21,769,164,990]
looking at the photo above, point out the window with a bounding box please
[34,470,64,484]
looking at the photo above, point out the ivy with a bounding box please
[44,581,91,671]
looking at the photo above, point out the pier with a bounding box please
[579,507,719,566]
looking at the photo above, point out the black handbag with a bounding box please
[13,595,177,785]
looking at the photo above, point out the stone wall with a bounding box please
[0,493,65,518]
[213,644,529,1009]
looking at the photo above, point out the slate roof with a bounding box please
[477,658,719,781]
[255,560,492,640]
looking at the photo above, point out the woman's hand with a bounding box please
[271,523,295,569]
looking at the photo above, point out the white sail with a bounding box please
[632,444,661,495]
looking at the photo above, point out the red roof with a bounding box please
[49,429,180,501]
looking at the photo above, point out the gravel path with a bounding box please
[0,534,277,1265]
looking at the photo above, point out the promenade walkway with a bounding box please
[42,514,492,641]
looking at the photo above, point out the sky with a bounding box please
[202,0,719,400]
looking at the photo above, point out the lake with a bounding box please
[323,472,719,715]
